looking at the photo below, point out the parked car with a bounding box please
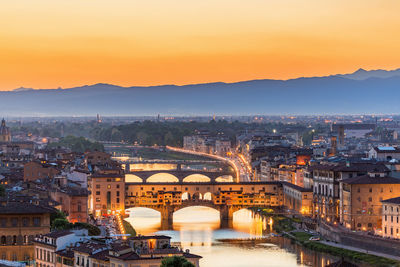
[309,236,320,241]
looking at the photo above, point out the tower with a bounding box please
[0,118,11,142]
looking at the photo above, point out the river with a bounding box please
[124,206,337,267]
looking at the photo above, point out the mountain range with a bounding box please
[2,68,400,116]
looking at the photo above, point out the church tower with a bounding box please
[0,118,11,142]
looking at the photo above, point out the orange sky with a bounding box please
[0,0,400,90]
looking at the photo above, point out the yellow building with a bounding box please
[88,173,125,217]
[282,182,313,216]
[0,202,52,263]
[340,174,400,231]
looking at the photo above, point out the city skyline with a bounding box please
[1,0,400,90]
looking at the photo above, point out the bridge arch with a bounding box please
[125,174,143,183]
[173,206,220,223]
[182,174,211,183]
[125,207,162,231]
[146,173,179,183]
[191,192,203,200]
[203,192,213,201]
[182,192,190,201]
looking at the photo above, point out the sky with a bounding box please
[0,0,400,90]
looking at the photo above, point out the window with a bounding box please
[0,218,6,227]
[11,218,18,227]
[116,191,120,197]
[107,185,111,189]
[369,188,372,193]
[96,198,100,202]
[368,197,372,202]
[22,217,29,227]
[33,217,41,226]
[357,223,362,228]
[96,184,100,189]
[96,191,100,195]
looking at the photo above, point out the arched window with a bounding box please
[1,236,6,245]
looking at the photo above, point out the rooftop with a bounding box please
[381,196,400,205]
[341,175,400,185]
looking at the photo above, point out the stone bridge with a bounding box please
[125,170,235,183]
[125,181,283,228]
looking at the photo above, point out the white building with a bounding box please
[381,197,400,239]
[368,146,400,161]
[34,230,88,267]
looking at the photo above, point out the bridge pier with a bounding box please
[219,205,234,228]
[160,205,174,230]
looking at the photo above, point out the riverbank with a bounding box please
[286,231,400,267]
[248,208,400,267]
[271,218,400,267]
[122,219,136,237]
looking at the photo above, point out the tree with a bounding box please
[73,222,101,236]
[52,218,71,230]
[160,256,195,267]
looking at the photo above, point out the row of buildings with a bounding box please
[237,124,400,240]
[183,130,231,156]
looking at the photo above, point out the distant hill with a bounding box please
[336,68,400,80]
[2,68,400,116]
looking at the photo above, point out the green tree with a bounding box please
[160,256,195,267]
[52,218,71,230]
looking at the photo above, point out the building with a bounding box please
[0,201,54,263]
[49,187,89,223]
[214,139,231,156]
[380,197,400,239]
[313,162,389,223]
[24,161,60,182]
[282,182,313,216]
[368,146,400,161]
[34,230,88,267]
[0,119,11,142]
[53,236,201,267]
[340,173,400,231]
[85,151,113,166]
[88,173,125,217]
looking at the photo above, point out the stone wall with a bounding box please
[317,222,400,257]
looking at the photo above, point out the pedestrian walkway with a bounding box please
[320,241,400,261]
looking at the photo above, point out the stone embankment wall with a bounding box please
[317,222,400,257]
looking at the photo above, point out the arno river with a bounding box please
[109,147,338,267]
[125,207,337,267]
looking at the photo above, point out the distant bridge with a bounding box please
[125,169,235,183]
[117,159,222,164]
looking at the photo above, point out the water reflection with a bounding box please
[125,207,337,267]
